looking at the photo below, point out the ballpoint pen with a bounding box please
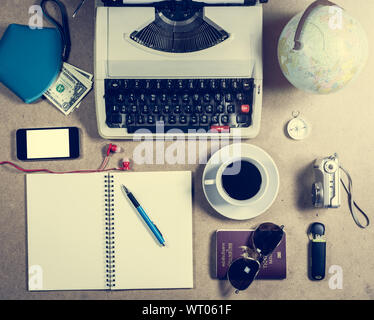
[121,185,166,247]
[72,0,87,18]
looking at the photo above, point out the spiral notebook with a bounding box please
[26,171,193,291]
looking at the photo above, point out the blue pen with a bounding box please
[121,185,166,247]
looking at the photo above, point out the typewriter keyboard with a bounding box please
[104,78,254,134]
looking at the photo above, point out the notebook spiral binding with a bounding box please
[104,174,116,289]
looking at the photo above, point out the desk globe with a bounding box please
[278,0,368,94]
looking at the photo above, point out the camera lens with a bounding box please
[312,182,323,207]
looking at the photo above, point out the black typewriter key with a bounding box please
[194,105,203,114]
[152,105,161,114]
[192,94,200,104]
[147,115,155,124]
[160,93,168,103]
[179,115,187,124]
[167,80,174,90]
[177,80,184,90]
[123,80,130,89]
[190,115,198,125]
[145,80,152,90]
[134,80,141,90]
[203,94,211,103]
[220,80,228,90]
[168,115,177,124]
[116,93,124,102]
[120,105,128,114]
[126,115,134,125]
[242,79,253,91]
[216,105,224,113]
[237,114,249,123]
[157,115,166,123]
[198,80,206,90]
[139,93,146,102]
[141,105,150,114]
[227,104,236,113]
[128,93,136,103]
[231,79,239,90]
[200,115,210,125]
[150,94,157,103]
[136,115,145,124]
[225,93,233,102]
[109,80,121,90]
[110,104,119,113]
[110,114,122,124]
[236,93,244,101]
[173,105,182,114]
[182,94,190,103]
[163,105,171,114]
[184,105,193,114]
[187,79,195,90]
[214,93,222,102]
[210,79,218,90]
[156,80,162,90]
[172,94,179,103]
[130,105,138,113]
[221,114,229,124]
[211,115,219,124]
[205,105,214,114]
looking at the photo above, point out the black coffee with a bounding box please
[221,160,262,201]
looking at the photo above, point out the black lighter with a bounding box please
[308,222,326,280]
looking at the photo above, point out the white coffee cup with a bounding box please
[204,156,268,207]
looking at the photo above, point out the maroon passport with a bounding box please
[216,230,287,280]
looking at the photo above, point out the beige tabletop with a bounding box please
[0,0,373,300]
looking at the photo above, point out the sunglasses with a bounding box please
[227,222,284,293]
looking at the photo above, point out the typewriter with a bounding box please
[95,0,267,139]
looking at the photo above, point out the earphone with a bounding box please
[0,144,131,174]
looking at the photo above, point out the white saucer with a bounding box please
[202,143,279,220]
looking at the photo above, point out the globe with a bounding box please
[278,4,369,94]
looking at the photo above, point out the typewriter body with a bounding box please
[95,0,267,139]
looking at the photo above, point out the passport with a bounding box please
[215,229,287,280]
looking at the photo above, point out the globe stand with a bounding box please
[293,0,342,50]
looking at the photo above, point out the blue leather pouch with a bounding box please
[0,24,63,103]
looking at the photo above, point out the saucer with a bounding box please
[202,143,279,220]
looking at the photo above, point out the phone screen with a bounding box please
[26,128,70,159]
[16,127,80,161]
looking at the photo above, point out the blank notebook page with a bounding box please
[113,171,193,290]
[26,173,106,290]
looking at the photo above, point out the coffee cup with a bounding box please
[204,156,268,207]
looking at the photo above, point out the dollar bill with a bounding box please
[44,63,93,115]
[62,62,93,110]
[64,62,93,81]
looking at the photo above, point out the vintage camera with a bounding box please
[312,153,340,208]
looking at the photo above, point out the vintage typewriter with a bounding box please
[95,0,267,139]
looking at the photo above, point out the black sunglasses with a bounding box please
[227,222,284,293]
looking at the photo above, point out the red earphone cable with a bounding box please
[0,144,130,174]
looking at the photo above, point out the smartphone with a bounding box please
[16,127,80,161]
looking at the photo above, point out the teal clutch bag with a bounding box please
[0,24,63,103]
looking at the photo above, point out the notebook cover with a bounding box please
[216,230,287,280]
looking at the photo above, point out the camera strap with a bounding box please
[340,166,370,229]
